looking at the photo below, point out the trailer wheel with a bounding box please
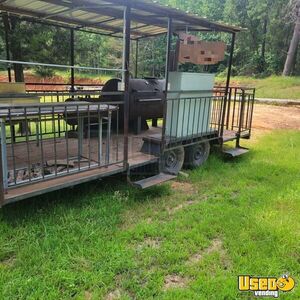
[184,141,210,169]
[162,146,185,175]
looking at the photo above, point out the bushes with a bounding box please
[33,66,55,78]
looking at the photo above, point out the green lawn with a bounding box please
[216,75,300,100]
[0,130,299,299]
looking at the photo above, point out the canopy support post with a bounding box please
[70,28,75,92]
[135,39,139,78]
[160,17,172,170]
[123,3,131,176]
[220,32,235,138]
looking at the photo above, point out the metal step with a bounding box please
[133,173,176,189]
[223,147,249,157]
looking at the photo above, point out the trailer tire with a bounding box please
[184,141,210,169]
[162,146,185,175]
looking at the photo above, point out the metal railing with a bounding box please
[25,82,104,92]
[0,100,123,189]
[214,86,255,139]
[165,95,225,146]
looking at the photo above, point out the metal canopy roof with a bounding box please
[0,0,243,39]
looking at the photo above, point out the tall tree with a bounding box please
[283,0,300,76]
[2,14,24,82]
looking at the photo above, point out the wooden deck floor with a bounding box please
[6,127,161,170]
[3,127,161,205]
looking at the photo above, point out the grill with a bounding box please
[102,77,165,132]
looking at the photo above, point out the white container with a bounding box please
[166,72,215,139]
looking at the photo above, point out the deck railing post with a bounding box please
[0,118,7,200]
[123,3,131,174]
[160,17,172,171]
[236,88,246,148]
[248,88,255,137]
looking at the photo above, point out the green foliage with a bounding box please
[33,66,55,78]
[0,0,294,77]
[216,75,300,99]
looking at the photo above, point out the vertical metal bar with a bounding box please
[245,93,250,129]
[181,97,186,138]
[175,98,180,139]
[106,110,112,165]
[201,98,206,136]
[39,106,45,180]
[97,104,101,166]
[0,119,8,191]
[88,104,91,168]
[169,100,174,143]
[232,88,237,131]
[226,87,232,129]
[78,115,84,160]
[248,89,255,137]
[99,116,103,165]
[196,97,202,135]
[135,39,139,78]
[0,135,5,205]
[70,29,75,93]
[161,17,173,156]
[58,114,61,137]
[8,109,16,185]
[220,32,235,139]
[188,98,192,138]
[52,106,57,176]
[123,3,131,172]
[191,98,197,138]
[24,108,31,183]
[236,89,246,148]
[116,107,119,162]
[65,105,69,173]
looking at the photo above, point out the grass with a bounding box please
[0,130,299,299]
[216,75,300,100]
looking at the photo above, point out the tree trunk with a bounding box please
[283,3,300,76]
[261,17,268,66]
[10,16,24,82]
[2,15,27,135]
[2,15,24,82]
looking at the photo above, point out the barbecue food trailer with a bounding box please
[0,0,255,206]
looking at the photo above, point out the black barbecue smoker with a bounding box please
[0,0,255,206]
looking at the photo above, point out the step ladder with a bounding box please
[222,147,249,157]
[132,173,176,189]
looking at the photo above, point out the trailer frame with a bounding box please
[0,0,255,205]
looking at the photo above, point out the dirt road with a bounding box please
[252,104,300,132]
